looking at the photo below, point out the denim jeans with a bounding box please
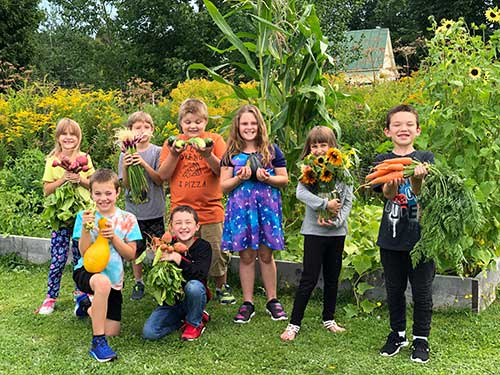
[143,280,207,340]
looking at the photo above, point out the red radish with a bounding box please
[75,154,88,166]
[52,159,61,167]
[81,165,90,172]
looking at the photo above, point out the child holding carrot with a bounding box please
[220,104,288,323]
[118,111,165,300]
[73,169,142,362]
[37,118,95,315]
[373,104,435,364]
[280,126,353,341]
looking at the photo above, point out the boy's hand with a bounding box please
[326,198,341,216]
[256,168,270,182]
[412,164,428,180]
[99,221,115,240]
[236,166,251,181]
[160,251,181,263]
[192,143,214,159]
[82,210,96,231]
[169,142,186,157]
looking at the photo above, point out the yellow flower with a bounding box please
[469,67,481,79]
[485,7,500,23]
[441,19,455,29]
[314,155,326,167]
[326,148,343,167]
[319,167,333,183]
[299,166,316,185]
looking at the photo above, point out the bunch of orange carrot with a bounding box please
[364,157,421,186]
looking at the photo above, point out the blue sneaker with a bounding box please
[74,294,91,318]
[89,336,117,362]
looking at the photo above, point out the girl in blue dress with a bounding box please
[220,104,289,324]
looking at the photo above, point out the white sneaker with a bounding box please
[38,297,56,315]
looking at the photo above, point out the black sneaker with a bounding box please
[233,302,255,323]
[131,282,145,300]
[410,338,430,363]
[265,299,288,321]
[380,331,409,357]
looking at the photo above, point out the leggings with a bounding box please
[45,228,80,299]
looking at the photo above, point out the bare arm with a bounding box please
[158,144,184,181]
[220,166,245,194]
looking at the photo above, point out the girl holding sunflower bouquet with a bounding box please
[281,126,355,341]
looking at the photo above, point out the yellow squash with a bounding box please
[83,217,111,273]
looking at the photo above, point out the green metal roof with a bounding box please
[345,28,391,72]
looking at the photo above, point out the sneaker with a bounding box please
[202,310,211,324]
[89,336,117,362]
[181,321,206,341]
[37,297,56,315]
[410,338,430,363]
[265,299,288,321]
[130,282,145,300]
[380,331,409,357]
[233,302,255,323]
[74,294,91,318]
[216,284,236,305]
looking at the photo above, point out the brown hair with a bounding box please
[170,205,199,224]
[178,98,208,124]
[49,118,82,157]
[385,104,419,129]
[300,126,338,159]
[222,104,273,166]
[127,111,154,129]
[89,169,120,192]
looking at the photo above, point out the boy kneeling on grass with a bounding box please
[143,205,212,341]
[73,169,142,362]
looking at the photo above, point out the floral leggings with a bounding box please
[46,228,81,299]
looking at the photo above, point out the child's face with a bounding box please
[384,111,420,147]
[310,142,330,157]
[91,181,119,216]
[131,120,153,144]
[58,129,79,153]
[180,113,208,139]
[238,112,258,143]
[170,211,199,243]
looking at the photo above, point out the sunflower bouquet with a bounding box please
[297,147,357,221]
[115,128,149,204]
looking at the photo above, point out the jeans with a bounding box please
[380,248,435,337]
[143,280,207,340]
[290,235,345,326]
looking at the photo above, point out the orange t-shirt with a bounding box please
[160,132,226,224]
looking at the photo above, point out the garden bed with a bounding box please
[1,234,498,313]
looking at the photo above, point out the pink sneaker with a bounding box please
[37,297,56,315]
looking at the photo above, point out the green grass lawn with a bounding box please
[0,254,498,375]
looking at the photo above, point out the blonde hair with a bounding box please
[178,98,208,124]
[49,118,82,157]
[127,111,154,129]
[300,126,338,159]
[222,104,273,166]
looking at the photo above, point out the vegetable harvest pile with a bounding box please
[365,157,482,275]
[136,232,186,305]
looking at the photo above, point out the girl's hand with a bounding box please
[99,221,115,240]
[82,210,96,231]
[236,166,252,181]
[64,171,81,184]
[317,217,334,227]
[192,143,214,159]
[326,198,341,216]
[256,168,270,182]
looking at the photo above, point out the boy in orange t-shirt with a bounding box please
[159,98,235,305]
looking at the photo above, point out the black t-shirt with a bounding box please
[179,238,212,282]
[373,150,434,251]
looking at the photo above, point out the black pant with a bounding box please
[290,235,345,326]
[380,248,435,337]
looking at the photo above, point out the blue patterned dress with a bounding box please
[221,145,286,252]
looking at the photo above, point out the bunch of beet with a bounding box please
[52,154,90,173]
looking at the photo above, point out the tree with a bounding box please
[0,0,43,66]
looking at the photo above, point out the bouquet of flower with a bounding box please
[42,154,93,229]
[297,147,357,221]
[115,128,149,204]
[135,232,187,306]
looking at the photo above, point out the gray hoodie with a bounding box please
[296,182,354,237]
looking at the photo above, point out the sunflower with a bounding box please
[441,20,454,29]
[319,167,333,183]
[469,67,481,79]
[326,147,343,167]
[314,155,326,167]
[486,8,500,23]
[299,166,316,185]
